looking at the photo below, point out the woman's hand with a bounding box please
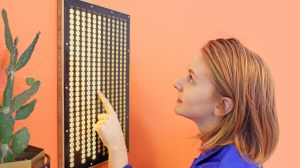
[93,90,128,168]
[93,91,125,149]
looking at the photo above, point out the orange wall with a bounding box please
[0,0,300,168]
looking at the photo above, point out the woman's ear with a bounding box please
[214,97,234,117]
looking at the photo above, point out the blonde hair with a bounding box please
[199,38,279,164]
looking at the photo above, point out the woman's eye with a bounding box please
[188,74,193,83]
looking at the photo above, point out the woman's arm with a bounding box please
[93,91,129,168]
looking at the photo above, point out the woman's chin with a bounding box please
[174,107,195,121]
[174,109,181,115]
[174,106,185,116]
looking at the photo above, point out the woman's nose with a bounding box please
[173,78,183,92]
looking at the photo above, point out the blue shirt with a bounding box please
[190,144,263,168]
[123,144,262,168]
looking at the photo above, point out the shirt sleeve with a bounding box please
[123,164,133,168]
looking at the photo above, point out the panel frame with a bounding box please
[58,0,130,167]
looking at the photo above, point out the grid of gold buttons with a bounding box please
[67,8,129,167]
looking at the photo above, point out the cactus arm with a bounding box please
[3,13,17,70]
[11,127,30,156]
[15,99,37,120]
[1,9,13,53]
[10,80,40,113]
[15,32,40,71]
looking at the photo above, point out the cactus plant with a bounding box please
[0,9,41,163]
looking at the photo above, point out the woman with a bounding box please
[93,38,279,168]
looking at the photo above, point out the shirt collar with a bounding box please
[191,144,232,167]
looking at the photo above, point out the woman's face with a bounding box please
[173,54,218,125]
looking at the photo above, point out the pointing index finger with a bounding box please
[97,90,112,114]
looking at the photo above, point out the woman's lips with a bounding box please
[177,99,182,103]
